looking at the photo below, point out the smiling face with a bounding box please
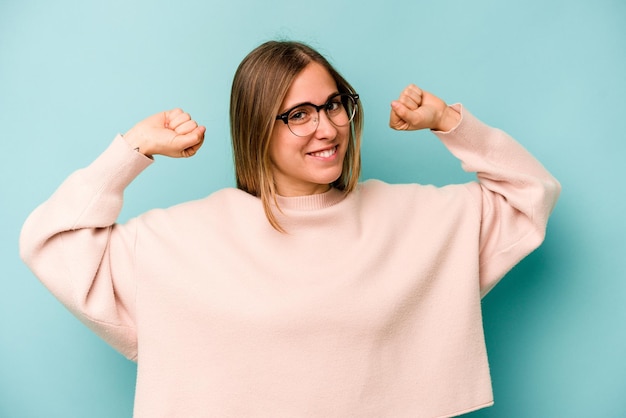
[269,62,350,197]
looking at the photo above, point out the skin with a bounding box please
[123,65,461,196]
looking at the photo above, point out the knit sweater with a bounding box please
[20,105,560,417]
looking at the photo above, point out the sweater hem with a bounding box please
[442,400,494,417]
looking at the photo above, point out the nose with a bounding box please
[313,109,337,139]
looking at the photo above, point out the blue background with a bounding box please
[1,0,625,416]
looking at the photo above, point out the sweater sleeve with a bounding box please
[434,104,561,297]
[19,135,153,360]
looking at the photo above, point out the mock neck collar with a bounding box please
[274,188,347,211]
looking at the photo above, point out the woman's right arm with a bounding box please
[19,109,205,359]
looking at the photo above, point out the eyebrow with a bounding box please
[279,91,340,115]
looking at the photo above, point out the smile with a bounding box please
[308,146,337,158]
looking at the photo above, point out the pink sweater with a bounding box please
[20,105,560,417]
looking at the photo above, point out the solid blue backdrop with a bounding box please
[1,0,624,416]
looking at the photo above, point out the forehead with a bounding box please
[281,62,338,108]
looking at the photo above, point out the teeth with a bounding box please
[310,147,336,158]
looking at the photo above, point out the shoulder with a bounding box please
[134,188,260,229]
[354,179,480,218]
[357,178,473,200]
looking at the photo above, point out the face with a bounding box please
[269,62,350,197]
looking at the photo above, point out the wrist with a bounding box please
[123,129,154,157]
[434,106,461,132]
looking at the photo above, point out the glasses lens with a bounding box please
[287,104,317,137]
[326,94,356,127]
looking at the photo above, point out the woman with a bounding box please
[20,41,560,417]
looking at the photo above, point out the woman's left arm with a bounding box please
[390,85,561,296]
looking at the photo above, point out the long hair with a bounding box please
[230,40,363,232]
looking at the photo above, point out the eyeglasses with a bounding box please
[275,93,359,137]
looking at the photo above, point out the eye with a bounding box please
[288,107,312,124]
[325,98,343,114]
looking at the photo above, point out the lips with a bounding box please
[308,145,337,158]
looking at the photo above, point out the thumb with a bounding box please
[389,100,419,131]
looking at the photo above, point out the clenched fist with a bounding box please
[124,108,206,158]
[389,84,460,132]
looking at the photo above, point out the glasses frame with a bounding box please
[275,93,359,137]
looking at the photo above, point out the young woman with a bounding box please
[20,41,560,417]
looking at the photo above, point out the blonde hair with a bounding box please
[230,40,363,232]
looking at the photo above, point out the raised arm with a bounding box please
[19,110,205,358]
[390,85,561,296]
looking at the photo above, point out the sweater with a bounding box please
[20,105,560,417]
